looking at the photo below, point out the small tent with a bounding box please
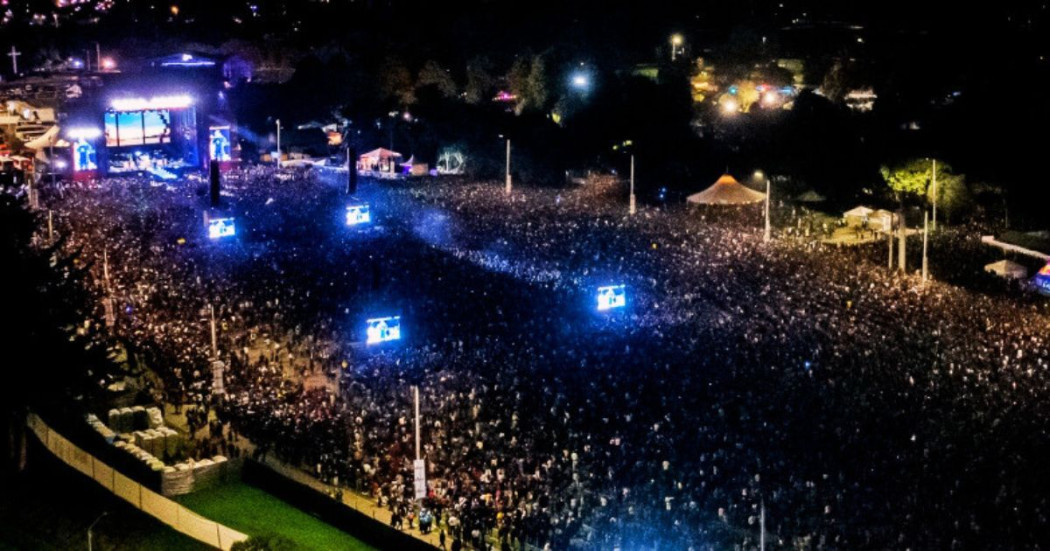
[358,148,403,173]
[843,206,874,227]
[984,259,1028,280]
[869,209,898,232]
[686,174,766,205]
[795,190,826,203]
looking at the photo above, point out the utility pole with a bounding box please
[103,249,110,291]
[275,119,281,167]
[95,42,101,73]
[922,210,929,284]
[414,385,420,461]
[412,386,426,510]
[897,215,907,272]
[760,501,766,551]
[504,139,512,195]
[48,209,54,241]
[50,135,57,188]
[763,176,771,243]
[931,159,938,232]
[209,303,218,358]
[629,154,636,215]
[888,226,894,270]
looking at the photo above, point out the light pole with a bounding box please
[629,154,636,216]
[671,34,683,62]
[504,139,512,195]
[275,119,281,167]
[87,511,108,551]
[922,210,929,284]
[931,159,938,232]
[756,171,771,242]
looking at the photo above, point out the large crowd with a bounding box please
[39,166,1050,550]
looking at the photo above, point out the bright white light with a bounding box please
[366,316,401,344]
[101,57,116,70]
[67,127,102,139]
[596,285,626,311]
[572,74,589,89]
[762,92,777,105]
[181,53,193,61]
[207,218,236,239]
[671,34,683,46]
[54,159,68,169]
[345,204,371,226]
[111,95,193,111]
[722,99,738,114]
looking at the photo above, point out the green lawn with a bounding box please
[177,482,377,551]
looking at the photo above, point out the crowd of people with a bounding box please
[39,166,1050,550]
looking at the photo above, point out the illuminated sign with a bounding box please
[110,95,193,112]
[596,285,626,311]
[366,316,401,344]
[207,218,236,239]
[345,204,371,226]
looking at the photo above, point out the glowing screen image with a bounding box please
[72,138,97,172]
[366,316,401,344]
[596,285,626,311]
[208,218,236,239]
[210,126,232,161]
[346,204,372,226]
[104,109,174,147]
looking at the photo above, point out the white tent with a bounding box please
[984,259,1028,280]
[843,206,874,227]
[686,174,766,205]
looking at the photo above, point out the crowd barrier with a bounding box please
[26,412,249,551]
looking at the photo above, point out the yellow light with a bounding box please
[762,92,777,105]
[671,34,683,46]
[170,5,179,15]
[722,99,738,114]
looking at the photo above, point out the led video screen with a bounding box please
[209,126,232,161]
[207,218,236,239]
[366,316,401,344]
[72,138,97,172]
[104,109,173,147]
[346,204,371,226]
[596,285,626,311]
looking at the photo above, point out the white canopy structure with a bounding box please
[686,174,766,205]
[984,259,1028,280]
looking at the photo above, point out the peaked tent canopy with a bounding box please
[984,259,1028,280]
[686,174,766,205]
[795,190,826,203]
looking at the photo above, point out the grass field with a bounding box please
[177,482,377,551]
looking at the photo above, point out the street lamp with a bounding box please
[671,34,683,62]
[722,99,739,114]
[88,511,108,551]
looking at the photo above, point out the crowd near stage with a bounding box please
[39,167,1050,550]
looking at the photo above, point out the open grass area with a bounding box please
[177,482,377,551]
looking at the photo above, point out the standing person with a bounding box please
[451,538,462,551]
[439,528,447,550]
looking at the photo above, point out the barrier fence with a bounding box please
[26,412,249,551]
